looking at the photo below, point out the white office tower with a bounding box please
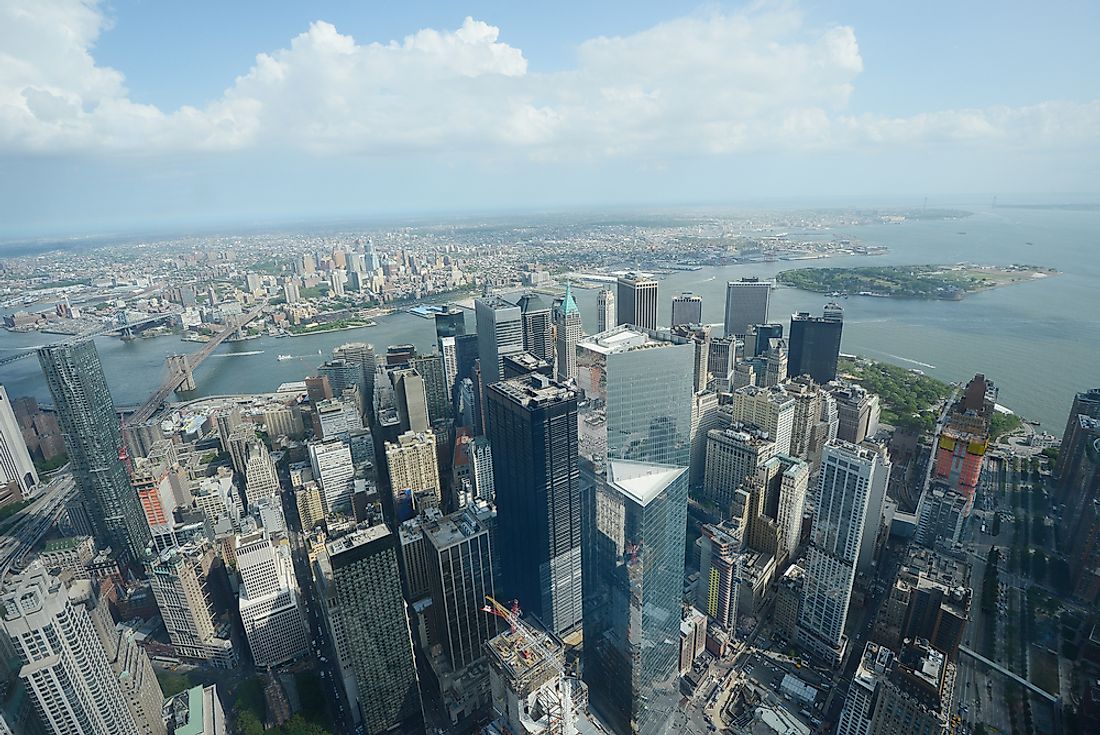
[235,530,309,668]
[147,545,237,668]
[309,439,355,514]
[797,441,889,665]
[725,384,795,455]
[597,286,616,332]
[441,336,459,398]
[1,562,140,735]
[243,442,279,510]
[0,385,39,498]
[723,277,771,337]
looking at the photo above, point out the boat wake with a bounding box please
[214,350,264,357]
[867,349,936,370]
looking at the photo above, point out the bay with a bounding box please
[0,205,1096,431]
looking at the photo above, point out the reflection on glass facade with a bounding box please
[577,326,693,735]
[583,460,688,735]
[576,326,693,467]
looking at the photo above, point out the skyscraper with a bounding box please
[670,292,703,326]
[788,304,844,383]
[597,286,616,332]
[0,384,39,499]
[516,292,554,363]
[2,562,142,735]
[422,506,497,672]
[309,439,355,514]
[554,283,583,382]
[243,442,279,510]
[385,431,441,515]
[316,525,422,734]
[147,545,237,667]
[487,374,582,635]
[235,530,309,668]
[475,297,524,387]
[434,307,467,342]
[583,460,688,735]
[798,441,890,664]
[576,325,694,466]
[723,277,771,337]
[615,272,658,330]
[38,341,150,560]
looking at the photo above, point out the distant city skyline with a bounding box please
[1,0,1098,237]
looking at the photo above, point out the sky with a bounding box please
[1,0,1098,238]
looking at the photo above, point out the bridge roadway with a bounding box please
[0,311,182,367]
[124,303,266,427]
[0,474,76,581]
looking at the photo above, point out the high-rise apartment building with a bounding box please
[487,374,582,636]
[0,385,39,499]
[583,460,688,735]
[788,304,844,384]
[2,562,144,735]
[475,297,524,387]
[671,292,703,326]
[147,545,236,667]
[554,284,583,382]
[38,341,150,560]
[235,531,309,668]
[615,272,658,330]
[385,431,441,513]
[696,520,744,632]
[723,278,771,337]
[314,525,422,734]
[703,425,777,511]
[931,374,996,508]
[422,507,497,672]
[748,454,810,566]
[838,640,954,735]
[798,441,889,665]
[725,384,796,456]
[597,286,616,333]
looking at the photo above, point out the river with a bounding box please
[0,205,1096,431]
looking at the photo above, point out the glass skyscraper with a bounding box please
[38,341,150,560]
[583,460,688,735]
[576,326,693,735]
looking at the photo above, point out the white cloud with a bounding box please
[0,0,1097,160]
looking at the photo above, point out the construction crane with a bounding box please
[481,596,578,735]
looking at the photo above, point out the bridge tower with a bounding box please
[166,354,196,392]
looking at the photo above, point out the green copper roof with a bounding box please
[175,686,204,735]
[563,282,579,314]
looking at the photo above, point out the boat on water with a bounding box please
[277,354,293,361]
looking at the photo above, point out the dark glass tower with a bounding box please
[487,374,582,636]
[38,341,150,560]
[433,307,466,342]
[788,304,844,384]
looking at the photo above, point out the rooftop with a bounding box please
[576,324,687,355]
[607,459,686,507]
[492,373,575,407]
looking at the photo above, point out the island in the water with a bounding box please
[777,263,1057,300]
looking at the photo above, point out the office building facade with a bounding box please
[487,375,582,635]
[0,385,39,498]
[615,273,658,330]
[554,284,584,382]
[583,461,688,735]
[475,297,524,387]
[597,287,616,332]
[670,292,702,326]
[788,304,844,384]
[723,278,771,337]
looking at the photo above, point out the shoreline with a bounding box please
[282,322,376,338]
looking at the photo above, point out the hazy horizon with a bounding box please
[1,0,1097,238]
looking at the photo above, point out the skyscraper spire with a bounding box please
[563,280,579,314]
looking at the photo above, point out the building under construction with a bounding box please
[481,598,601,735]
